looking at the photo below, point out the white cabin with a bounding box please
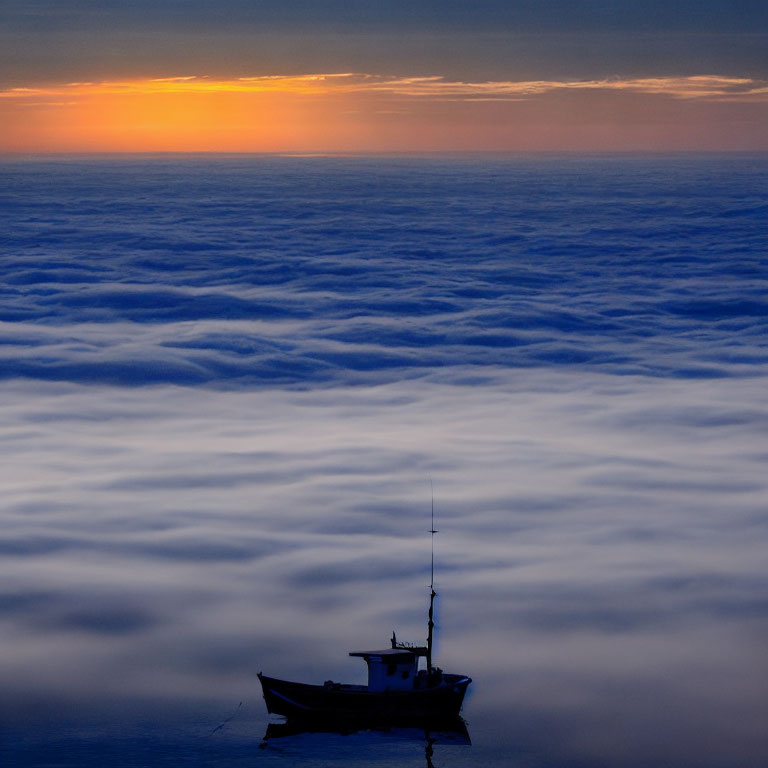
[349,648,420,692]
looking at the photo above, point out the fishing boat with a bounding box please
[258,508,471,721]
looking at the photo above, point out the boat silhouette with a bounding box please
[258,503,471,720]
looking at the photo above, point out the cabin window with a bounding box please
[387,664,396,676]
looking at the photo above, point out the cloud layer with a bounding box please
[1,155,768,766]
[2,154,767,387]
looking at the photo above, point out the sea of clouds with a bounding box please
[1,154,767,767]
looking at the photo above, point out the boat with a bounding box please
[258,505,471,721]
[258,647,471,720]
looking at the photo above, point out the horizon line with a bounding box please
[3,149,768,158]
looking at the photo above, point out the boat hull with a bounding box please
[258,672,471,720]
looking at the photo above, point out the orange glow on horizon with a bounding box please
[1,74,767,153]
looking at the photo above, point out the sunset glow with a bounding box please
[3,74,767,153]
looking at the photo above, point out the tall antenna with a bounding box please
[427,480,438,681]
[430,479,436,589]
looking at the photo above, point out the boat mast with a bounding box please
[427,482,437,680]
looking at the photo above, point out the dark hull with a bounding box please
[258,672,471,720]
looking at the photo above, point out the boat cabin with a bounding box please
[349,648,424,692]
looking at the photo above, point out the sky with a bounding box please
[1,0,767,152]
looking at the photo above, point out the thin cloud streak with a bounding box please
[2,72,767,102]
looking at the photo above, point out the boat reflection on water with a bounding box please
[260,715,471,767]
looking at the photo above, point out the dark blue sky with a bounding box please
[2,0,767,85]
[5,1,767,32]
